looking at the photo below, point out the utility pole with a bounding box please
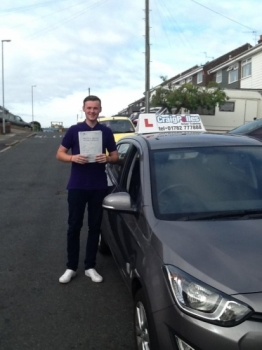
[1,39,11,134]
[31,85,36,126]
[145,0,150,113]
[88,88,90,96]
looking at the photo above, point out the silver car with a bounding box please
[100,132,262,350]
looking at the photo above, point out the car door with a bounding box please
[105,142,135,269]
[108,143,150,286]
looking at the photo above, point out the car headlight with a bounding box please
[164,265,253,326]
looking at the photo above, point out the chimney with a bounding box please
[258,35,262,44]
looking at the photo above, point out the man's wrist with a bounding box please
[106,156,110,163]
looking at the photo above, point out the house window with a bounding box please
[190,106,215,115]
[241,58,252,78]
[197,71,203,84]
[228,64,238,84]
[180,79,185,85]
[216,70,222,83]
[186,77,192,83]
[219,102,235,112]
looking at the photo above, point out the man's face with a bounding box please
[83,100,102,122]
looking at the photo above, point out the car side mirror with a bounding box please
[103,192,137,213]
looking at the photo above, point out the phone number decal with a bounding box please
[158,124,202,131]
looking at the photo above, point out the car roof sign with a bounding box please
[136,113,206,134]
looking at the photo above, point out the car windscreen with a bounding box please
[150,146,262,221]
[229,119,262,134]
[99,120,135,133]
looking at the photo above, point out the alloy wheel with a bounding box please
[135,301,150,350]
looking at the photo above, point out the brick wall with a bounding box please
[0,122,11,134]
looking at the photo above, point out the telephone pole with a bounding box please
[145,0,150,113]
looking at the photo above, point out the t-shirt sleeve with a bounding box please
[106,128,117,153]
[61,126,74,150]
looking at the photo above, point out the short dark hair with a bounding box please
[83,95,101,106]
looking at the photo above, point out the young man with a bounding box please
[56,95,118,284]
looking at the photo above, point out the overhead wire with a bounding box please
[24,0,111,41]
[5,0,94,32]
[156,0,195,51]
[190,0,256,31]
[0,0,71,18]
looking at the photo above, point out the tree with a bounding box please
[151,79,228,114]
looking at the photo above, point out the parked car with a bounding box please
[130,112,140,126]
[228,118,262,140]
[2,114,32,129]
[98,116,135,142]
[100,114,262,350]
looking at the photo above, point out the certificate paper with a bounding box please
[78,130,102,162]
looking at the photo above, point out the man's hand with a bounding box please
[72,154,88,164]
[95,154,107,163]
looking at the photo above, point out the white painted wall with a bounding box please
[241,51,262,89]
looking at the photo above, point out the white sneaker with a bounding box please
[85,268,103,283]
[59,269,76,283]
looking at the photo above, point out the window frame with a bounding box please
[216,70,222,83]
[109,142,133,186]
[228,64,238,84]
[241,58,252,79]
[197,71,203,84]
[219,101,235,112]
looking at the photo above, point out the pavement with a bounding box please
[0,128,36,153]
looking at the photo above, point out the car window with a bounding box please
[125,151,141,203]
[100,119,135,133]
[250,128,262,136]
[229,119,262,134]
[151,146,262,220]
[110,143,133,183]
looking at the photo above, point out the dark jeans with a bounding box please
[66,189,108,271]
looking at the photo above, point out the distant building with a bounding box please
[121,40,261,114]
[51,121,63,129]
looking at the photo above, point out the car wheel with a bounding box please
[98,232,111,255]
[134,289,157,350]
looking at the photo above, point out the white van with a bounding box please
[199,89,262,132]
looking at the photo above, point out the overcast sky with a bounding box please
[0,0,261,127]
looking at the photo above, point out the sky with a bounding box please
[0,0,262,127]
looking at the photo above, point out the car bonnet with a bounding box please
[151,219,262,295]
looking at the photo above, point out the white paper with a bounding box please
[78,130,102,162]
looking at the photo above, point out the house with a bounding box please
[208,36,262,89]
[120,38,262,113]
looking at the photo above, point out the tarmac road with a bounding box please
[0,132,136,350]
[0,128,35,152]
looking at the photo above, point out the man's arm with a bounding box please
[56,145,71,162]
[95,150,119,164]
[106,150,119,164]
[56,145,88,164]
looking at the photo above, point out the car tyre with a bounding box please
[134,289,158,350]
[98,232,111,255]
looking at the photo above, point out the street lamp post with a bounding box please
[31,85,36,129]
[1,39,11,134]
[79,109,83,122]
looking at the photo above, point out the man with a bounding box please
[56,95,118,284]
